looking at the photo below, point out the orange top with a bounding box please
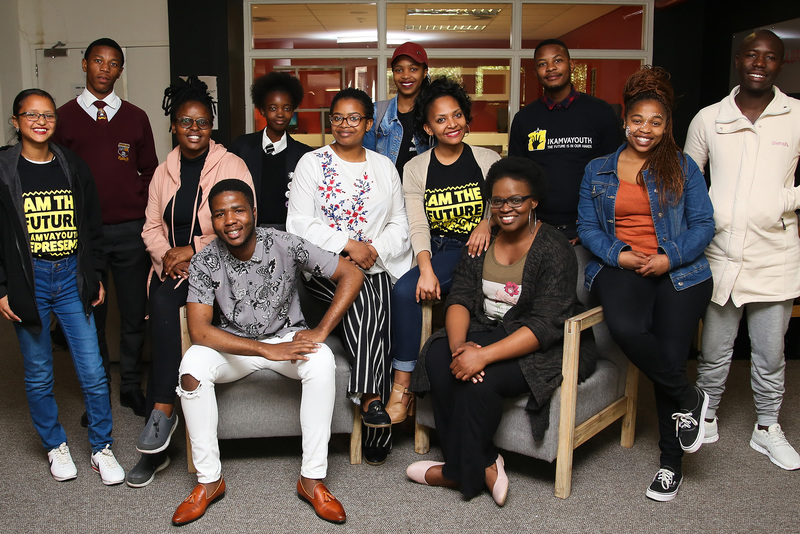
[615,180,658,255]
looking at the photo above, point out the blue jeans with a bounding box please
[390,236,465,372]
[14,255,113,452]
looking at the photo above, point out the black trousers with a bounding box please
[593,267,711,470]
[426,326,529,498]
[93,219,150,393]
[145,275,189,413]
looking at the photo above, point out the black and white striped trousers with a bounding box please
[303,272,393,449]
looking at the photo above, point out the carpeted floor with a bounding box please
[1,317,798,533]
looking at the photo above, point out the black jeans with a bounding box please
[145,275,189,413]
[94,219,150,393]
[426,326,529,498]
[593,267,711,470]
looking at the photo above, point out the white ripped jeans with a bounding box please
[177,331,336,484]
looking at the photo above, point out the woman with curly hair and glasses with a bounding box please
[128,76,253,488]
[577,66,715,502]
[407,157,594,506]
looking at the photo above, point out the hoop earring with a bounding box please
[465,124,470,138]
[528,209,537,234]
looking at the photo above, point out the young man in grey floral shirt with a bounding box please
[171,179,363,526]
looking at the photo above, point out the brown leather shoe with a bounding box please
[172,478,226,526]
[296,479,346,524]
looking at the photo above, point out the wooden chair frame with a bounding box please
[179,307,362,473]
[414,303,639,499]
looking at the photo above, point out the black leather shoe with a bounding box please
[364,445,389,466]
[361,400,391,428]
[80,411,89,428]
[120,389,147,417]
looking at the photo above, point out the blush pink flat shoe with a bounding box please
[490,454,508,506]
[406,461,445,485]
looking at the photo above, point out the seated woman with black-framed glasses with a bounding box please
[407,157,595,506]
[287,87,412,467]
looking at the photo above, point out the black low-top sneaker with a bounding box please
[361,400,391,428]
[645,467,682,502]
[672,386,709,453]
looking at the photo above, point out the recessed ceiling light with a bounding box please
[406,24,487,31]
[407,8,502,17]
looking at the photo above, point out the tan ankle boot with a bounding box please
[385,382,414,424]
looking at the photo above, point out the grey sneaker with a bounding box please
[126,451,170,488]
[48,442,77,481]
[703,417,719,444]
[750,423,800,471]
[136,409,179,454]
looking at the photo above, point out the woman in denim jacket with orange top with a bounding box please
[577,66,714,503]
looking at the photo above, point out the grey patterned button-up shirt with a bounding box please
[187,227,339,339]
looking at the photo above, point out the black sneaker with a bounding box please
[672,386,709,453]
[126,451,170,488]
[645,467,682,502]
[361,400,391,428]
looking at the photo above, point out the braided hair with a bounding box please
[623,66,685,203]
[161,75,216,125]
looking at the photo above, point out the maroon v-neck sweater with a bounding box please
[54,98,158,224]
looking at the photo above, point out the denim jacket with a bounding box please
[577,144,715,291]
[363,97,430,164]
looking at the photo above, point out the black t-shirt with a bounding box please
[165,151,206,247]
[258,148,289,226]
[395,110,417,177]
[424,145,484,241]
[18,155,78,260]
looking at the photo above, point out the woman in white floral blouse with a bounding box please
[287,88,411,466]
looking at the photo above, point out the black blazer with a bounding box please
[229,129,313,202]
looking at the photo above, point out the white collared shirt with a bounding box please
[261,128,288,155]
[77,89,121,121]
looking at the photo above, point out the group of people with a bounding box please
[1,29,798,526]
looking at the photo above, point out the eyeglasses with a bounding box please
[176,117,212,130]
[330,114,364,127]
[488,195,535,209]
[18,112,57,123]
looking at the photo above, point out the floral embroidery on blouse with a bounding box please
[315,151,372,242]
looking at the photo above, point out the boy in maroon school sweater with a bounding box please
[53,38,158,421]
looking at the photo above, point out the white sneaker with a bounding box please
[750,423,800,471]
[703,417,719,444]
[47,442,77,481]
[91,445,125,485]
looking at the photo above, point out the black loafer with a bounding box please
[361,400,391,428]
[364,445,389,466]
[120,389,147,417]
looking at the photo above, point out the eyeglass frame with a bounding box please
[176,116,213,130]
[488,194,535,209]
[329,114,366,127]
[17,112,58,123]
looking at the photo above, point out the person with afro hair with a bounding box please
[231,71,312,229]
